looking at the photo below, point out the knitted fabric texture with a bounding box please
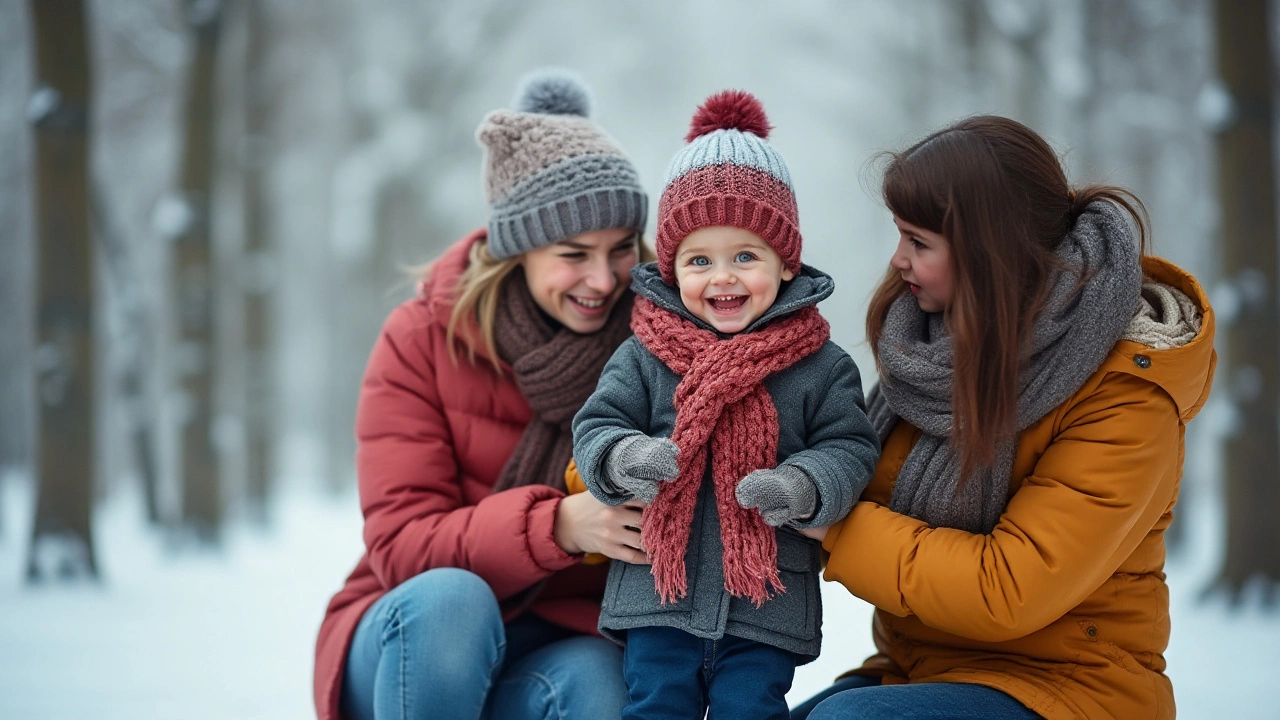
[735,464,816,527]
[655,90,801,284]
[602,435,680,504]
[866,201,1143,534]
[631,296,830,606]
[477,69,648,259]
[1121,279,1202,349]
[491,268,635,492]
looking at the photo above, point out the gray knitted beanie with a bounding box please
[476,69,649,259]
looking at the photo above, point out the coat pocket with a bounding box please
[606,557,695,617]
[727,529,820,641]
[1074,617,1139,675]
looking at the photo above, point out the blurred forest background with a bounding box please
[1,0,1278,718]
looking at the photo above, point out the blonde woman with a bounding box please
[314,70,652,720]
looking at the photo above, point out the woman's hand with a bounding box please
[799,524,830,542]
[554,492,649,565]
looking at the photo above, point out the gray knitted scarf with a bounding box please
[866,202,1143,534]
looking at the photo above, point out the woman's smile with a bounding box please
[567,293,611,317]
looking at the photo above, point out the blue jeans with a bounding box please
[622,625,796,720]
[341,567,627,720]
[790,675,1042,719]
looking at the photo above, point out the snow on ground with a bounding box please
[0,471,1276,720]
[0,474,363,720]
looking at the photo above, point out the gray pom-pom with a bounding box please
[512,68,592,117]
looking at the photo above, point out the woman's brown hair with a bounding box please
[867,115,1149,479]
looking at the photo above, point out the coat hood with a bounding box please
[1102,256,1217,423]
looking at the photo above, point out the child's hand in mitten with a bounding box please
[735,465,817,527]
[602,435,679,504]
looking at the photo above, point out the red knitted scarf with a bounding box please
[631,296,830,606]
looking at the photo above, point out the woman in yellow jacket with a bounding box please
[792,116,1215,720]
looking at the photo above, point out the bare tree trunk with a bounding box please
[26,0,98,582]
[241,0,273,518]
[983,0,1048,128]
[321,1,525,493]
[1213,0,1280,604]
[92,182,162,525]
[959,0,984,98]
[176,0,224,542]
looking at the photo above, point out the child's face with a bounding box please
[890,214,954,313]
[673,226,794,334]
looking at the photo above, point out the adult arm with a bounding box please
[356,301,575,600]
[561,459,647,565]
[822,372,1181,642]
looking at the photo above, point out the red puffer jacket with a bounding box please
[313,229,607,720]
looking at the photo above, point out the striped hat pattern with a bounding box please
[476,69,648,260]
[655,90,802,284]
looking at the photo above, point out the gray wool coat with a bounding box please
[572,262,881,661]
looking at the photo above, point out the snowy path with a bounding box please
[1,476,1275,720]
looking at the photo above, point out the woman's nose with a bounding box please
[583,258,617,293]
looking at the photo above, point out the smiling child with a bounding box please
[571,90,881,720]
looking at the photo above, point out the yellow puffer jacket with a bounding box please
[821,257,1216,720]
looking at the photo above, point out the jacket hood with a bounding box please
[629,261,835,336]
[1102,256,1216,423]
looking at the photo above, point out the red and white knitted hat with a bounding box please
[655,90,801,284]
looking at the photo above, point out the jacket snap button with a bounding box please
[1086,626,1098,638]
[1134,355,1151,369]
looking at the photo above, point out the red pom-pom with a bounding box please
[685,90,772,142]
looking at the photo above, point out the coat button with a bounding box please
[1134,355,1151,369]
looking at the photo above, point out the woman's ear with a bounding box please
[782,267,795,281]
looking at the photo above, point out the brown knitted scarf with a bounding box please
[632,296,830,607]
[492,269,635,492]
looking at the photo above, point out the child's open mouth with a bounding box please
[707,295,748,313]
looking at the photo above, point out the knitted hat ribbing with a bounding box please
[477,69,648,259]
[655,91,801,284]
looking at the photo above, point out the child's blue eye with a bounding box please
[691,257,710,267]
[735,252,756,263]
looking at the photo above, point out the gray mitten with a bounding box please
[735,464,817,527]
[602,435,680,503]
